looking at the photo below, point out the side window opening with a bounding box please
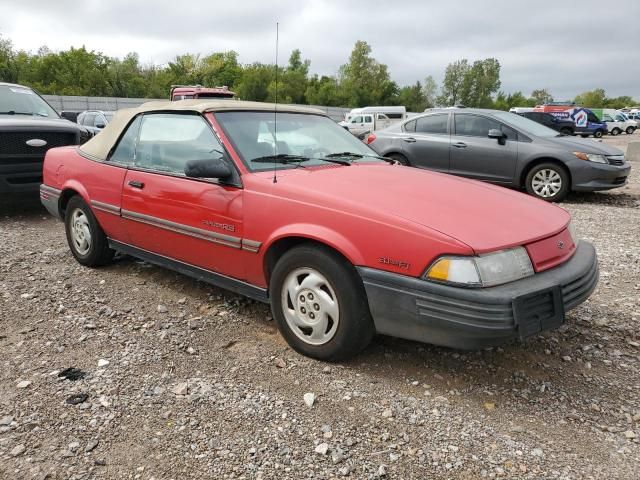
[132,113,224,175]
[403,119,416,133]
[109,115,142,165]
[415,115,448,134]
[455,114,517,141]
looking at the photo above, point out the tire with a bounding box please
[560,127,573,135]
[270,244,374,361]
[610,128,621,136]
[593,129,604,138]
[386,153,410,166]
[525,163,570,202]
[626,126,635,135]
[64,196,114,267]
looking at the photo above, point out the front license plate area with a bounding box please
[513,286,564,339]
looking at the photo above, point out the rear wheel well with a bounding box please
[264,237,352,285]
[59,189,80,218]
[520,158,571,189]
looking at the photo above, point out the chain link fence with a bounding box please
[42,95,351,122]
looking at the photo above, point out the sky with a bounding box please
[1,0,639,100]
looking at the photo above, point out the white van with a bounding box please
[340,106,407,135]
[601,109,637,135]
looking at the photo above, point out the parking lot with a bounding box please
[1,136,639,479]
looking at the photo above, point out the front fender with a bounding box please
[263,223,366,266]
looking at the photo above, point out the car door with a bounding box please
[119,112,246,280]
[449,113,518,184]
[376,113,391,130]
[399,114,450,172]
[82,113,96,127]
[94,113,107,130]
[348,115,365,135]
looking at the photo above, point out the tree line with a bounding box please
[0,35,636,111]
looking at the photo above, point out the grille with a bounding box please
[607,155,625,166]
[0,131,77,155]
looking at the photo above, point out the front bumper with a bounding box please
[358,240,598,349]
[571,161,631,191]
[0,156,44,194]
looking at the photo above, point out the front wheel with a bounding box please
[386,153,410,166]
[610,128,621,136]
[64,196,114,267]
[525,163,570,202]
[270,244,374,361]
[626,126,636,135]
[593,129,604,138]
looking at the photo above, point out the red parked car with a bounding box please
[40,100,599,361]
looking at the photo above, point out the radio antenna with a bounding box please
[272,22,279,184]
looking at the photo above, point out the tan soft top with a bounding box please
[79,99,326,161]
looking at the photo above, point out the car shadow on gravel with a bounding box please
[0,195,47,217]
[564,190,640,207]
[351,324,618,406]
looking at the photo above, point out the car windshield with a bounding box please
[493,111,560,137]
[0,85,59,118]
[215,111,385,171]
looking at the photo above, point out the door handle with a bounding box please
[128,180,145,189]
[403,137,417,143]
[452,142,467,148]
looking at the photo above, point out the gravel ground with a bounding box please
[1,136,639,480]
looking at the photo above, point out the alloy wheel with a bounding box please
[281,267,340,346]
[70,208,92,255]
[531,169,562,198]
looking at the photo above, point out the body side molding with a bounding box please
[108,239,269,303]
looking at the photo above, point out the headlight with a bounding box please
[573,152,607,164]
[425,247,534,287]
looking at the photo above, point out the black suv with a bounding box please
[519,111,575,135]
[0,82,90,194]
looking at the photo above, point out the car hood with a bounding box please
[260,164,570,253]
[540,135,624,155]
[0,116,81,131]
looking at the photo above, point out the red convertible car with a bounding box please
[40,100,598,361]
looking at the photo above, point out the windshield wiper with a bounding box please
[251,154,310,165]
[325,152,364,159]
[325,151,397,164]
[251,153,352,166]
[0,111,44,116]
[0,110,48,117]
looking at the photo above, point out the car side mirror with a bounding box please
[488,129,507,144]
[96,123,105,129]
[184,157,232,179]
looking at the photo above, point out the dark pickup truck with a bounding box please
[0,82,90,194]
[519,111,575,136]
